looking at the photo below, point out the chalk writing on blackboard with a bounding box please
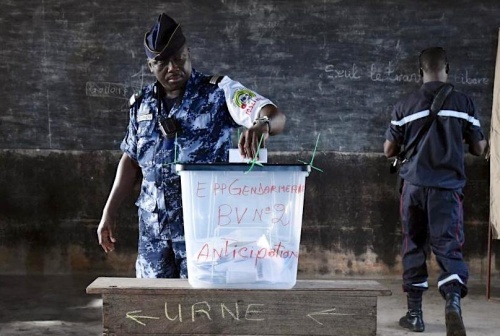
[86,82,129,99]
[325,64,362,80]
[453,70,489,85]
[325,62,490,85]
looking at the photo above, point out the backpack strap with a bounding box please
[398,83,454,162]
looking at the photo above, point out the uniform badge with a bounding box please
[137,114,153,122]
[137,104,152,122]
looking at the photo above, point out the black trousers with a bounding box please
[400,182,468,297]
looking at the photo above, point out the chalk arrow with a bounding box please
[307,308,357,325]
[126,310,160,326]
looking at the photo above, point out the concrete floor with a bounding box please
[0,275,499,335]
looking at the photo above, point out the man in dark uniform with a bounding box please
[97,13,286,278]
[384,47,487,336]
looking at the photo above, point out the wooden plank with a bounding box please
[86,277,392,296]
[88,278,391,335]
[102,293,377,335]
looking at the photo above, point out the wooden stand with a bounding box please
[487,27,500,301]
[87,277,391,336]
[487,223,499,301]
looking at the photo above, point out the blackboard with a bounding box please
[1,0,498,152]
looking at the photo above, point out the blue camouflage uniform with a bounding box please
[385,81,485,298]
[121,69,239,278]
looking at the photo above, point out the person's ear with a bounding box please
[445,63,450,74]
[147,59,154,73]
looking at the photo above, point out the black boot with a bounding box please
[445,292,466,336]
[399,296,425,332]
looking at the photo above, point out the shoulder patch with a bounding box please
[129,91,143,107]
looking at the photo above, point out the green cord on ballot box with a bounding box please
[165,130,323,174]
[298,133,324,173]
[245,133,265,174]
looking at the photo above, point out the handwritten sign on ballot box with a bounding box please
[176,164,310,289]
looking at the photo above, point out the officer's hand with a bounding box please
[238,121,270,159]
[97,215,116,253]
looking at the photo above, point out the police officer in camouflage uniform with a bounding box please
[97,13,286,278]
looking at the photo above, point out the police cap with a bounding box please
[144,13,186,61]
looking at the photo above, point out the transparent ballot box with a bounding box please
[176,163,310,289]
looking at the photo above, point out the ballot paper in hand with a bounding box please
[228,148,267,163]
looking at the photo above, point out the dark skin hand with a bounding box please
[97,153,141,253]
[383,139,399,158]
[239,121,270,159]
[238,104,286,159]
[469,139,487,156]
